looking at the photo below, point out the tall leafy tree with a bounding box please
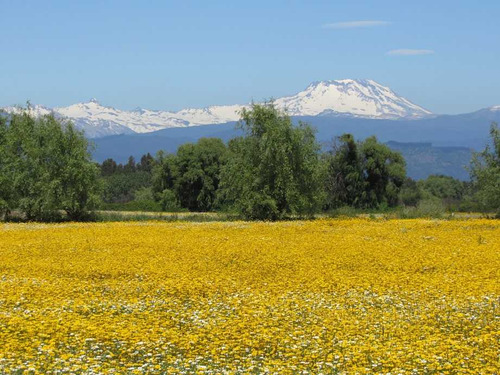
[2,109,100,221]
[152,151,178,195]
[361,136,406,207]
[325,134,406,208]
[152,139,227,212]
[174,138,227,211]
[56,123,101,220]
[219,103,323,220]
[325,134,366,208]
[0,112,15,218]
[152,151,180,211]
[470,122,500,214]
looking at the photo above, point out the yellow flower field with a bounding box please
[0,219,499,374]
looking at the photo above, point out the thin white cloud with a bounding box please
[387,49,435,56]
[322,21,390,29]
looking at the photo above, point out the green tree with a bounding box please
[399,178,422,207]
[101,171,151,203]
[3,109,100,221]
[101,158,117,176]
[470,122,500,214]
[361,136,406,207]
[174,138,227,211]
[138,153,154,173]
[325,134,366,208]
[152,151,180,211]
[417,174,465,211]
[56,124,101,220]
[99,154,155,205]
[219,103,323,220]
[123,156,136,173]
[0,112,15,218]
[325,134,406,208]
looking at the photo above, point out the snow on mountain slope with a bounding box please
[173,104,244,125]
[56,99,188,135]
[3,104,54,117]
[275,79,431,118]
[1,79,432,137]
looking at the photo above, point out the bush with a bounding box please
[398,198,446,218]
[240,192,279,221]
[159,189,182,212]
[134,187,155,202]
[399,178,422,207]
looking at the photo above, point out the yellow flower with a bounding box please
[0,219,498,373]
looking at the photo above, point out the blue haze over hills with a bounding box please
[92,108,499,180]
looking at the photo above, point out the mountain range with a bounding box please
[2,79,433,138]
[2,79,499,180]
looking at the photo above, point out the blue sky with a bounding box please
[1,0,499,114]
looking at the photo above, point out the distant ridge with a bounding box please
[89,107,500,180]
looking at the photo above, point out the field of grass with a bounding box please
[0,219,499,373]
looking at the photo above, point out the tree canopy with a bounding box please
[0,109,100,221]
[470,122,500,214]
[218,103,323,220]
[152,138,226,212]
[325,134,406,209]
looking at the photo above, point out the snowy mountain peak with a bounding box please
[1,79,432,138]
[489,105,500,111]
[307,79,383,90]
[276,79,431,119]
[2,103,53,117]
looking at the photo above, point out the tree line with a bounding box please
[1,104,499,221]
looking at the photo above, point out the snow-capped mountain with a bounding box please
[275,79,432,118]
[1,79,432,138]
